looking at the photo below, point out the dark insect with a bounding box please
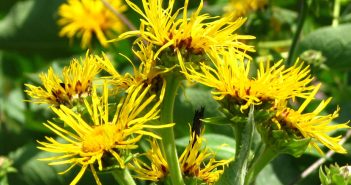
[192,106,205,137]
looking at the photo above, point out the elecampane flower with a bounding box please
[178,107,232,184]
[58,0,127,48]
[253,59,314,102]
[25,52,101,106]
[179,130,233,184]
[224,0,268,19]
[129,139,168,181]
[98,42,170,91]
[117,0,255,70]
[184,49,314,110]
[272,84,350,154]
[37,82,172,185]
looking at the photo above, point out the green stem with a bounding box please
[101,0,136,31]
[217,106,255,185]
[111,168,136,185]
[247,143,264,171]
[184,177,199,185]
[245,146,278,185]
[332,0,340,27]
[257,39,292,49]
[286,0,308,66]
[159,73,184,185]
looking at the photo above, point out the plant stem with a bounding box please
[257,40,292,49]
[217,106,255,185]
[245,145,278,185]
[101,0,136,31]
[111,168,136,185]
[286,0,308,66]
[158,73,184,185]
[332,0,340,27]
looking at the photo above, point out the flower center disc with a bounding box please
[82,124,117,153]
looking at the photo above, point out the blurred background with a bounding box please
[1,0,351,184]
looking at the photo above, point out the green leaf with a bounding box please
[340,13,351,23]
[296,24,351,70]
[255,163,283,185]
[0,0,73,55]
[271,130,310,158]
[271,155,314,185]
[202,116,233,126]
[7,142,115,185]
[174,84,222,137]
[3,85,25,124]
[0,0,18,18]
[0,0,35,38]
[8,142,66,185]
[272,6,298,25]
[319,166,329,185]
[176,134,235,160]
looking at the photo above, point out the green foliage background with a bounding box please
[1,0,351,184]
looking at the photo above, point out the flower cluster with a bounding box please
[130,108,233,185]
[24,0,350,184]
[33,58,173,184]
[183,47,349,154]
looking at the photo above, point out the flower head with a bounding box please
[58,0,127,48]
[117,0,255,70]
[129,139,169,181]
[25,52,101,106]
[179,107,233,184]
[224,0,268,19]
[98,41,170,91]
[272,84,350,154]
[179,131,233,184]
[184,49,314,111]
[37,81,172,185]
[253,59,314,102]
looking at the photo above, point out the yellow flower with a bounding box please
[272,84,350,154]
[98,41,171,91]
[179,130,233,184]
[117,0,255,70]
[178,107,233,184]
[184,49,314,111]
[129,140,169,181]
[224,0,268,19]
[25,52,101,106]
[58,0,127,48]
[253,59,314,102]
[37,82,173,185]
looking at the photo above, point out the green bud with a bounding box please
[256,120,310,157]
[320,164,351,185]
[218,96,274,122]
[157,47,181,68]
[299,50,327,69]
[0,156,17,184]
